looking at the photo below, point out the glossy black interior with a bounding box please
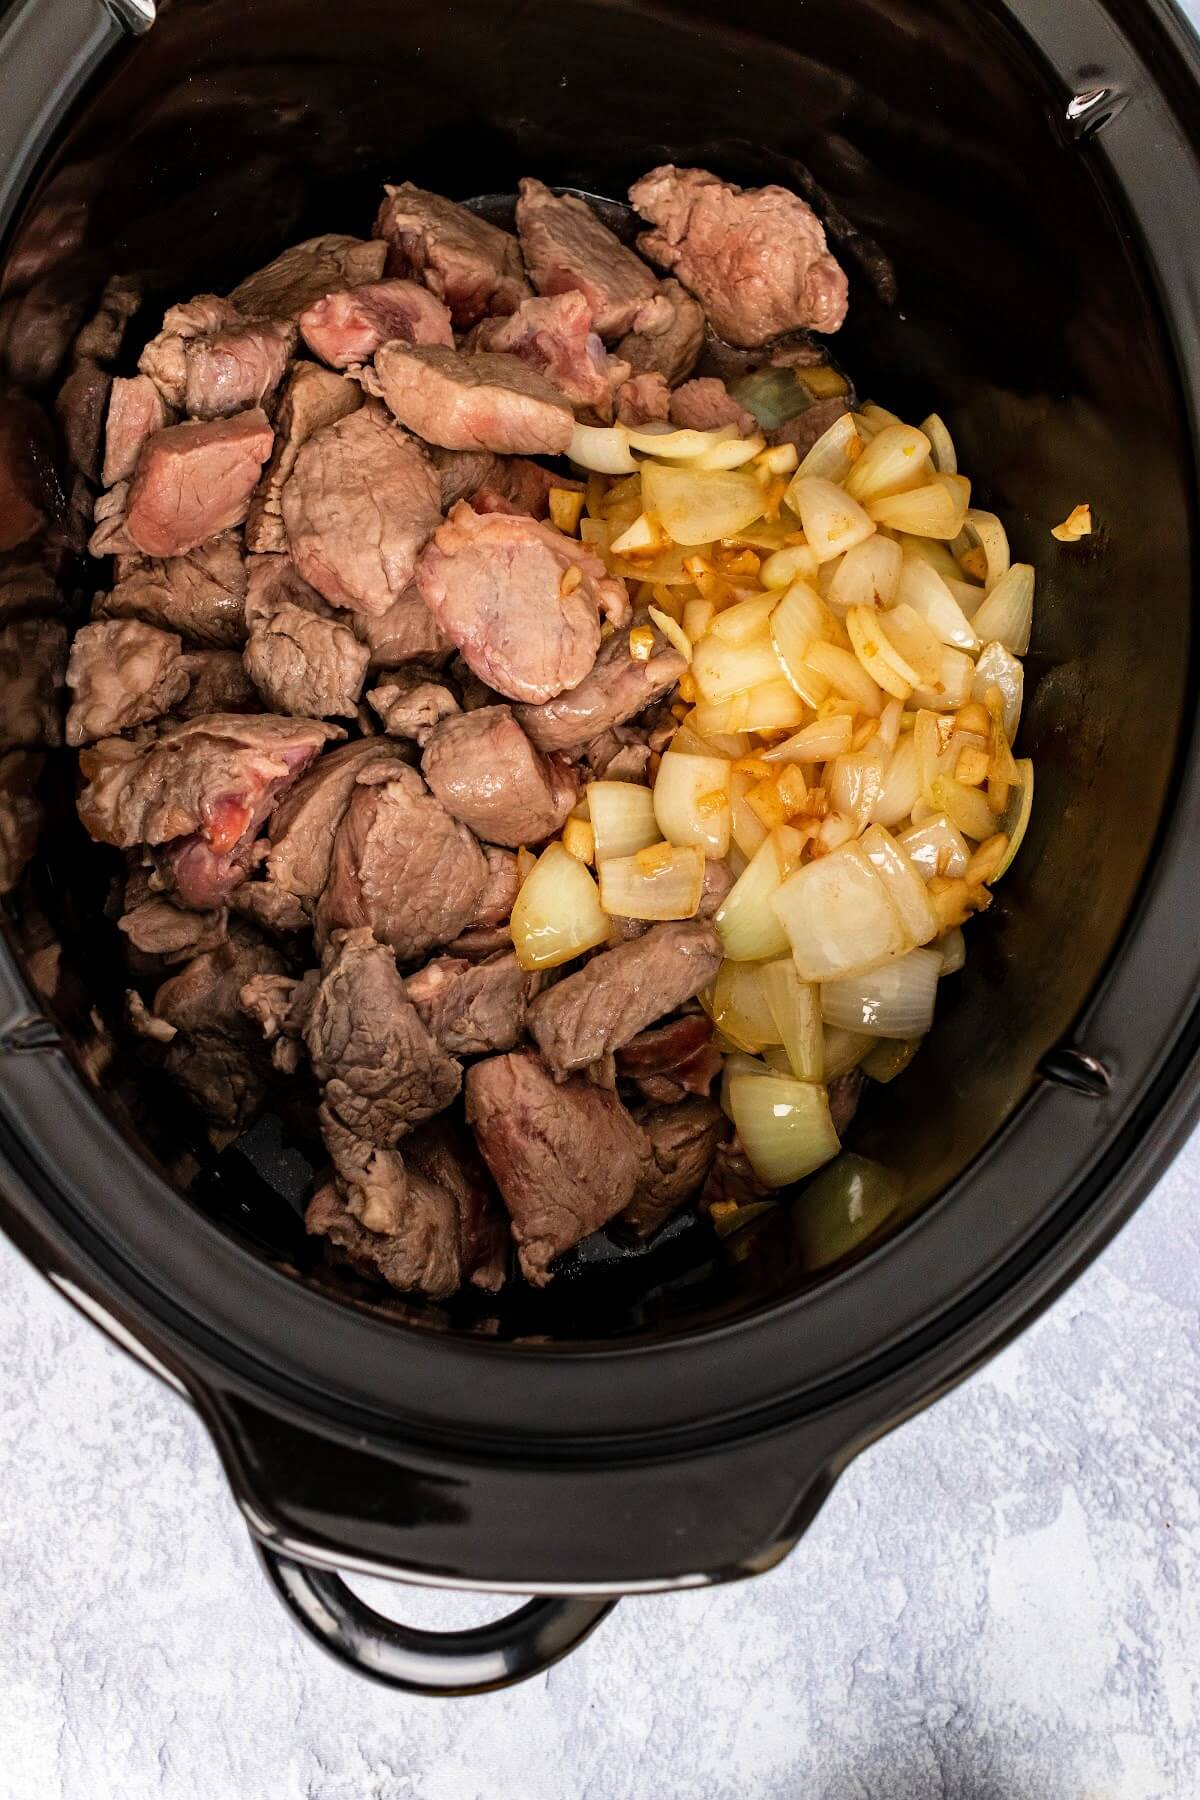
[1,0,1191,1343]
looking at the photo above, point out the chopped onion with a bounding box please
[693,432,767,469]
[911,645,976,711]
[821,945,941,1038]
[654,751,731,857]
[692,632,781,704]
[795,410,860,482]
[972,640,1024,740]
[714,824,803,960]
[771,840,910,982]
[641,462,766,546]
[598,842,706,920]
[626,422,738,459]
[866,472,970,539]
[870,734,921,827]
[847,605,917,698]
[770,582,836,701]
[895,555,979,651]
[822,1026,877,1079]
[859,823,939,947]
[826,535,903,612]
[511,841,611,970]
[931,774,997,841]
[709,590,778,646]
[879,603,946,686]
[587,780,660,862]
[970,561,1034,655]
[763,713,854,765]
[729,1072,840,1189]
[795,1154,901,1269]
[761,543,820,589]
[710,959,783,1051]
[730,767,770,859]
[897,811,970,880]
[938,925,966,974]
[921,413,957,475]
[693,680,806,736]
[960,508,1010,590]
[843,422,932,504]
[995,759,1034,877]
[861,1037,922,1084]
[609,511,667,555]
[761,957,824,1080]
[895,532,962,584]
[858,402,902,431]
[683,597,715,641]
[787,476,876,564]
[569,421,636,474]
[828,751,886,828]
[719,1050,773,1117]
[804,639,884,715]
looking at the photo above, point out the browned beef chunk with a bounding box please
[368,667,460,744]
[281,403,441,616]
[406,1113,509,1292]
[65,619,189,745]
[465,293,630,419]
[622,1096,727,1237]
[244,364,362,554]
[670,377,756,435]
[514,615,685,753]
[119,895,228,965]
[364,344,574,456]
[766,394,852,455]
[78,714,340,907]
[175,649,258,718]
[828,1068,865,1137]
[315,759,488,961]
[238,967,318,1070]
[415,502,627,704]
[261,737,411,909]
[229,234,388,320]
[153,928,287,1127]
[96,531,247,647]
[429,445,499,510]
[87,483,134,558]
[125,410,274,558]
[614,372,671,427]
[0,547,61,623]
[352,581,455,671]
[56,358,111,484]
[243,582,370,719]
[466,1050,648,1285]
[584,726,652,784]
[0,750,44,894]
[140,294,294,419]
[698,857,733,920]
[515,178,671,342]
[229,879,310,937]
[299,279,453,369]
[615,279,705,384]
[306,1166,462,1299]
[700,1141,768,1211]
[0,618,67,750]
[305,927,460,1145]
[444,922,512,961]
[405,951,530,1056]
[0,397,60,553]
[421,705,577,848]
[629,166,848,348]
[374,184,531,329]
[101,374,173,487]
[468,458,583,523]
[464,848,517,933]
[616,1012,722,1104]
[73,273,142,365]
[0,273,89,388]
[528,922,722,1078]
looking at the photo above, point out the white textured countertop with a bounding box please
[1,1129,1198,1798]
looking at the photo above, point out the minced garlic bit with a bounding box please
[628,625,656,662]
[1051,503,1092,542]
[562,817,595,865]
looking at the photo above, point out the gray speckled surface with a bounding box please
[1,1135,1198,1799]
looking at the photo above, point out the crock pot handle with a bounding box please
[256,1544,616,1695]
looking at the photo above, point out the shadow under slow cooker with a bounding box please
[0,0,1190,1343]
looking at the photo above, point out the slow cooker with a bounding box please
[1,0,1199,1695]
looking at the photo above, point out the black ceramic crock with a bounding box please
[1,0,1199,1696]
